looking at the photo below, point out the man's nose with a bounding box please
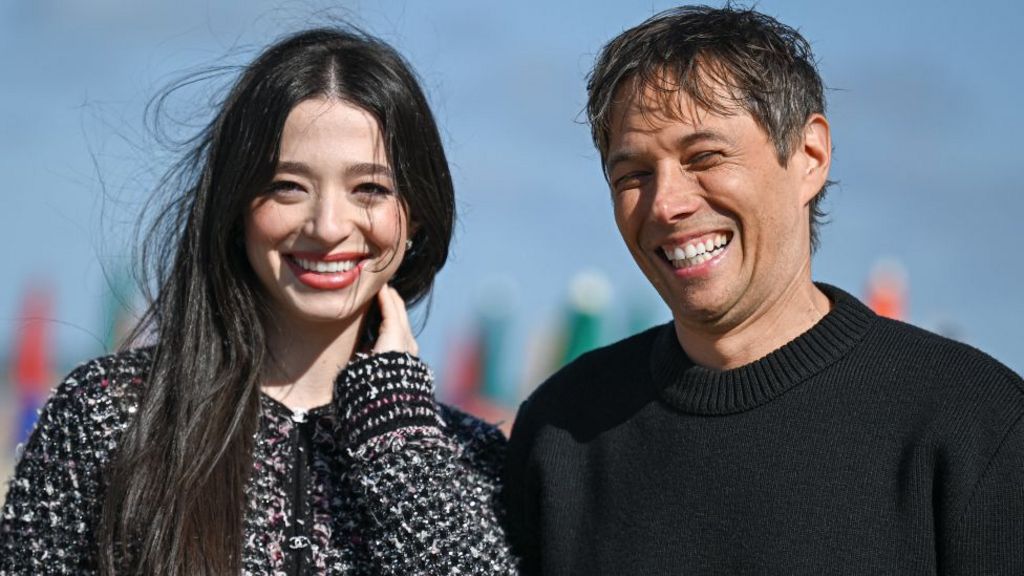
[650,168,702,224]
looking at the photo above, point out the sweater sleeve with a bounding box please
[504,396,543,576]
[941,413,1024,575]
[0,360,126,575]
[333,351,519,575]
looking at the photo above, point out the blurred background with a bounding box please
[2,0,1022,500]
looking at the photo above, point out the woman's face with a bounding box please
[245,97,409,332]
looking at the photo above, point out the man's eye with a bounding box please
[688,151,723,169]
[613,172,650,192]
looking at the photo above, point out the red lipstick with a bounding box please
[285,253,368,290]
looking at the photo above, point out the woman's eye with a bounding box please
[265,180,307,197]
[354,182,394,196]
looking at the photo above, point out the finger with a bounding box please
[388,287,418,356]
[377,284,398,328]
[388,287,412,335]
[372,286,400,353]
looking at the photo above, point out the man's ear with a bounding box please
[798,113,831,205]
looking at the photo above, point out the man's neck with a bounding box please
[674,279,832,371]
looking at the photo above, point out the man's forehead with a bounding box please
[607,75,745,137]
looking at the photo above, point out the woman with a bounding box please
[0,28,517,575]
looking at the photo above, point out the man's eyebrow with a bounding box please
[605,130,730,176]
[605,148,641,178]
[677,130,730,149]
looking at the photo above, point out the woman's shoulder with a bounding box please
[0,350,154,571]
[20,347,154,468]
[437,403,507,447]
[59,347,153,395]
[65,347,153,381]
[47,347,153,423]
[436,403,508,478]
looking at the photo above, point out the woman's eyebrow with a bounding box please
[273,160,394,180]
[346,162,393,179]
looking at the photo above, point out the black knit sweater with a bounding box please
[505,284,1024,575]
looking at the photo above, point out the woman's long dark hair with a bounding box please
[98,27,455,575]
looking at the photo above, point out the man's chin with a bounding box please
[664,286,742,330]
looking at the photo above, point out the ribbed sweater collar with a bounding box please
[650,283,876,415]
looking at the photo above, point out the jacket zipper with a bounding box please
[287,409,311,575]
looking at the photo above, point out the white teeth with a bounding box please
[662,234,731,269]
[295,258,356,274]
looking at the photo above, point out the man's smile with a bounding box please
[659,232,732,269]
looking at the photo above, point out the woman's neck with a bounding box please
[260,313,365,411]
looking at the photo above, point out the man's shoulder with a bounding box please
[860,317,1024,445]
[537,323,663,397]
[819,282,1021,394]
[513,324,666,439]
[869,317,1024,526]
[868,315,1022,392]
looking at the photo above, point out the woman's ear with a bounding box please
[407,220,421,242]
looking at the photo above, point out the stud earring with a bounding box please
[405,239,413,250]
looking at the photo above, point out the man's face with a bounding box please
[605,83,829,333]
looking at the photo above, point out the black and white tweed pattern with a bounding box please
[0,349,519,575]
[336,352,446,449]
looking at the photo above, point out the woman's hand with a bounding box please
[337,286,434,448]
[371,285,419,356]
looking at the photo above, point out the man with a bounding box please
[505,6,1024,575]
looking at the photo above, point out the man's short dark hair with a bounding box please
[587,4,830,251]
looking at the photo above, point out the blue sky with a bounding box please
[1,0,1022,389]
